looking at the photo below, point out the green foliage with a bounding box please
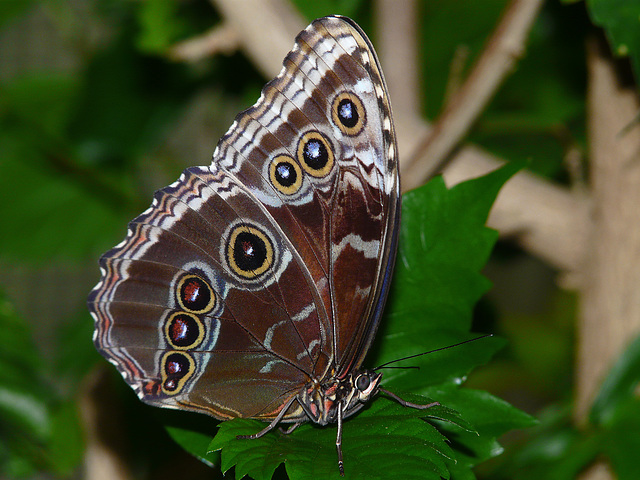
[0,5,201,262]
[585,0,640,78]
[0,293,51,477]
[0,0,36,28]
[292,0,366,22]
[419,0,509,115]
[495,333,640,480]
[0,292,84,477]
[136,0,189,54]
[163,166,535,479]
[473,1,588,178]
[211,400,467,480]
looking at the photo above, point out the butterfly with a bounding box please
[88,15,436,476]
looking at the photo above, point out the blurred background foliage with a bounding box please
[0,0,638,479]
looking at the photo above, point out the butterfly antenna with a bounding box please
[376,365,420,370]
[373,334,493,371]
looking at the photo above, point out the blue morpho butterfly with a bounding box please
[88,15,442,475]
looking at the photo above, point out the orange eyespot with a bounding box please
[332,92,366,136]
[226,225,274,279]
[269,154,302,194]
[297,131,334,177]
[160,351,195,395]
[176,274,215,314]
[164,312,205,350]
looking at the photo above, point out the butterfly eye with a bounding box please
[269,154,302,194]
[164,312,205,350]
[226,224,274,279]
[332,92,366,136]
[355,374,371,392]
[176,274,215,313]
[297,131,334,177]
[161,352,195,395]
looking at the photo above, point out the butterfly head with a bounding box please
[345,370,382,415]
[298,370,382,426]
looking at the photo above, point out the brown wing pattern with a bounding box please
[88,16,398,422]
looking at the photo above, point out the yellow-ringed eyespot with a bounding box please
[164,312,205,350]
[332,92,366,136]
[226,225,274,279]
[160,351,195,395]
[176,274,215,314]
[297,131,334,177]
[269,154,302,195]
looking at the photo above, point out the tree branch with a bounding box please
[575,35,640,429]
[376,0,586,274]
[375,0,421,120]
[210,0,305,79]
[168,22,241,62]
[402,0,545,187]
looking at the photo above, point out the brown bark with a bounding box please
[211,0,305,79]
[576,35,640,478]
[402,0,545,183]
[375,0,420,120]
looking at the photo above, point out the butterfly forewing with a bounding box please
[89,15,398,426]
[296,18,400,375]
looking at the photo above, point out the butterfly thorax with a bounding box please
[298,371,382,426]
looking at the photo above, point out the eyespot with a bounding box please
[164,312,205,350]
[297,131,334,177]
[226,224,274,279]
[332,92,366,136]
[176,274,215,314]
[355,373,371,392]
[161,351,195,395]
[269,154,302,195]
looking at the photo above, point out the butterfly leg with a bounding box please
[379,388,439,409]
[279,421,303,435]
[336,402,345,476]
[236,396,298,440]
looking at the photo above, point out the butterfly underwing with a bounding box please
[88,15,436,475]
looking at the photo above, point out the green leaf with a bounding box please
[0,73,79,142]
[48,401,85,476]
[589,334,640,479]
[156,406,222,467]
[0,0,36,28]
[585,0,640,79]
[209,398,459,480]
[0,293,51,436]
[491,405,599,480]
[431,386,537,438]
[374,163,521,387]
[136,0,188,54]
[590,332,640,425]
[602,400,640,480]
[0,134,125,261]
[165,423,221,469]
[0,291,53,476]
[378,335,506,392]
[422,385,536,471]
[495,330,640,480]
